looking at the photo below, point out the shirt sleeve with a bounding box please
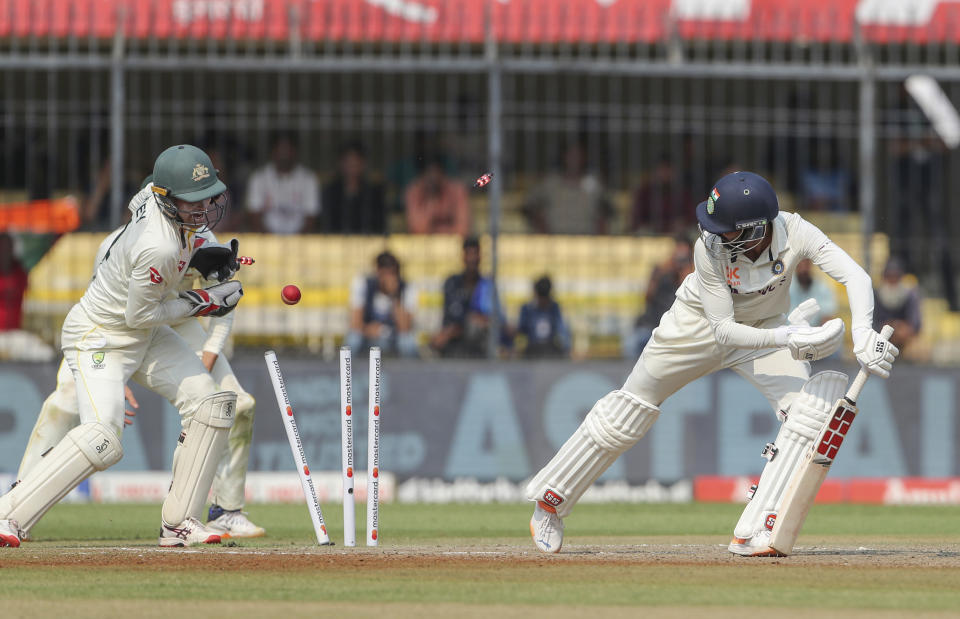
[349,275,366,310]
[125,243,193,329]
[202,312,234,355]
[304,172,320,216]
[402,281,419,314]
[796,217,875,333]
[695,241,779,349]
[246,170,265,213]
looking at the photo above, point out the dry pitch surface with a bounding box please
[2,503,959,618]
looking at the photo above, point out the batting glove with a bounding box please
[774,317,845,362]
[852,326,900,378]
[180,280,243,317]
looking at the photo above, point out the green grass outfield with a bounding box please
[3,502,960,618]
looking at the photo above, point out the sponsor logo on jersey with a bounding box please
[192,163,210,182]
[149,267,163,284]
[92,351,106,370]
[194,237,207,249]
[542,490,564,508]
[725,265,740,288]
[177,260,186,272]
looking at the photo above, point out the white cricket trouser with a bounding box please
[61,304,221,435]
[529,299,810,519]
[622,300,810,411]
[20,315,254,511]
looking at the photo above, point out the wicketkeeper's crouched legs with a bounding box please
[162,390,237,527]
[17,360,81,481]
[526,390,660,518]
[209,378,255,511]
[0,422,122,532]
[732,371,847,544]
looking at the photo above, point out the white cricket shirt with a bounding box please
[675,212,874,349]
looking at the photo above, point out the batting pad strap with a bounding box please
[162,391,236,526]
[783,371,848,441]
[0,422,122,531]
[583,390,660,452]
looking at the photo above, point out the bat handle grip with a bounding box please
[846,324,895,402]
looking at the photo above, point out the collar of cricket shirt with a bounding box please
[761,214,789,264]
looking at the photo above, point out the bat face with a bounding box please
[813,399,858,465]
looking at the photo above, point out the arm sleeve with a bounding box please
[125,245,193,329]
[202,312,234,355]
[798,218,875,332]
[695,242,779,349]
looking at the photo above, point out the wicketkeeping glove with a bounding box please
[189,238,240,283]
[852,326,900,378]
[774,317,845,361]
[180,280,243,317]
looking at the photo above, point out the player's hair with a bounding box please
[375,250,400,272]
[534,275,552,298]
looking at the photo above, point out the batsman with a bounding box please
[527,171,899,556]
[0,144,245,548]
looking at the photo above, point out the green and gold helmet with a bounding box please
[151,145,228,231]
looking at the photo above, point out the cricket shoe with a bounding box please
[530,501,564,554]
[158,517,222,547]
[0,519,21,548]
[207,504,266,539]
[727,529,785,557]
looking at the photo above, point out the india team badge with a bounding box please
[92,351,106,370]
[707,187,720,214]
[772,259,784,275]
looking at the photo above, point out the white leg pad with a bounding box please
[162,391,236,526]
[733,371,847,539]
[525,390,660,518]
[0,422,122,531]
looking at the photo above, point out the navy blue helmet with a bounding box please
[696,171,778,257]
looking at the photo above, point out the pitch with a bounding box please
[3,502,959,618]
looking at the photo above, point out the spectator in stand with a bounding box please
[0,232,27,331]
[629,154,695,234]
[322,141,387,234]
[517,275,570,359]
[873,257,922,352]
[800,140,853,212]
[622,235,694,358]
[246,132,319,234]
[523,141,613,235]
[789,258,838,326]
[405,155,470,236]
[0,232,54,361]
[431,236,509,357]
[346,251,419,358]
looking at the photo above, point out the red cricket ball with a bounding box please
[281,284,301,305]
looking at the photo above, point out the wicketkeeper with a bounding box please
[14,218,262,540]
[0,144,246,548]
[527,170,899,556]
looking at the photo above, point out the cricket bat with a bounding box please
[769,324,895,555]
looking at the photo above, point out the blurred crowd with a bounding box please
[0,93,939,361]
